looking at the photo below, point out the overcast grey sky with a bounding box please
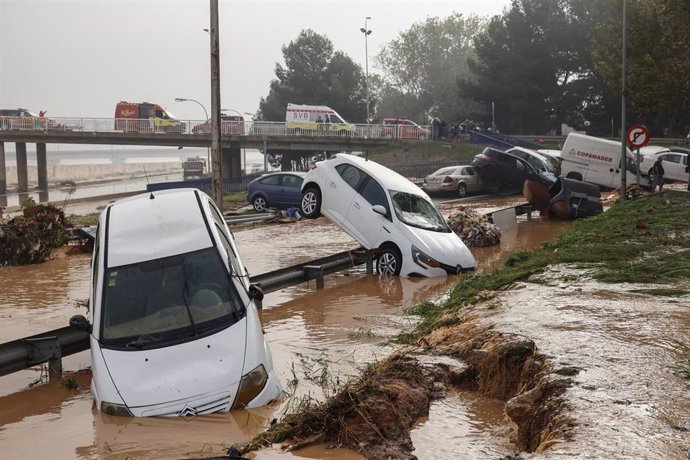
[0,0,509,120]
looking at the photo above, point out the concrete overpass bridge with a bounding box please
[0,117,408,200]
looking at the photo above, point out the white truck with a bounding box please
[285,103,356,136]
[559,133,650,189]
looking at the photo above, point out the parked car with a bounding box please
[299,153,476,277]
[69,188,282,417]
[471,147,556,193]
[638,147,688,183]
[192,114,244,134]
[247,171,306,212]
[421,165,485,197]
[380,118,430,139]
[0,108,61,130]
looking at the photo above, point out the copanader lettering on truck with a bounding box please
[566,148,613,163]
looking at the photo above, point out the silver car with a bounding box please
[421,165,485,197]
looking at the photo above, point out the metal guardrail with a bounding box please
[0,116,431,141]
[0,248,373,379]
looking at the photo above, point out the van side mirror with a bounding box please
[372,205,387,216]
[248,284,264,302]
[69,314,92,333]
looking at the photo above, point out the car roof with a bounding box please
[105,188,214,268]
[332,153,425,195]
[264,171,306,176]
[506,146,550,161]
[639,145,671,155]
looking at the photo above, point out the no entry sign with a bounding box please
[627,124,650,148]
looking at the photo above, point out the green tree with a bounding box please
[591,0,690,136]
[258,30,368,122]
[375,13,484,122]
[460,0,621,135]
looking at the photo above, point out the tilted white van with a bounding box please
[70,188,282,416]
[559,133,650,189]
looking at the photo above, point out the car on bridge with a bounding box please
[192,114,245,135]
[299,153,476,277]
[69,188,282,417]
[380,118,430,140]
[0,108,62,130]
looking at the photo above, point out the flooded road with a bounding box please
[5,193,679,459]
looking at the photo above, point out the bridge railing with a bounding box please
[0,116,432,140]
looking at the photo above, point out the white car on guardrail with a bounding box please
[299,153,476,277]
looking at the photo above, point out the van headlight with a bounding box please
[411,246,441,269]
[231,364,268,410]
[101,401,133,417]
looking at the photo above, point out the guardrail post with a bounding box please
[25,336,62,379]
[304,265,325,289]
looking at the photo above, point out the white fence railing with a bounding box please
[0,116,432,140]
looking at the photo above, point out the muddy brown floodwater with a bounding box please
[2,194,633,460]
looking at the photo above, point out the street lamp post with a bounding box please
[360,17,372,124]
[175,97,210,172]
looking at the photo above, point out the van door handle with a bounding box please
[353,201,361,209]
[328,181,336,188]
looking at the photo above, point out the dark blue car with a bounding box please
[247,172,306,212]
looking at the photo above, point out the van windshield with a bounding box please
[100,247,245,349]
[390,190,450,233]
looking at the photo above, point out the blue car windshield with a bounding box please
[100,247,245,349]
[389,190,450,233]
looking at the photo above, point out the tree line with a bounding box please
[257,0,690,137]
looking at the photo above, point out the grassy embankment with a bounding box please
[402,190,690,341]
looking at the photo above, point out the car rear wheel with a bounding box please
[300,187,321,219]
[458,183,467,198]
[376,246,402,276]
[252,196,268,212]
[489,180,501,194]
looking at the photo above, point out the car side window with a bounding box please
[661,154,681,164]
[282,175,303,188]
[260,175,280,185]
[336,164,365,190]
[359,177,391,219]
[206,200,244,277]
[463,167,475,176]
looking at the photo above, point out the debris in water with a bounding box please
[0,204,70,266]
[447,207,501,246]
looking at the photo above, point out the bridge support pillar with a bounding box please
[0,142,6,207]
[16,142,28,194]
[37,143,48,196]
[221,143,241,180]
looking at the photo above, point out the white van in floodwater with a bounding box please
[70,188,282,417]
[286,103,356,136]
[559,133,650,189]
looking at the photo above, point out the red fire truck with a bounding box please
[114,101,186,133]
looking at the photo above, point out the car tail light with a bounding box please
[478,154,492,162]
[309,164,317,170]
[443,176,455,184]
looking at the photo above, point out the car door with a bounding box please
[346,174,389,247]
[659,153,684,182]
[279,174,304,208]
[323,163,363,227]
[459,166,482,191]
[259,174,281,204]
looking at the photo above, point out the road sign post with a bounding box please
[627,124,650,189]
